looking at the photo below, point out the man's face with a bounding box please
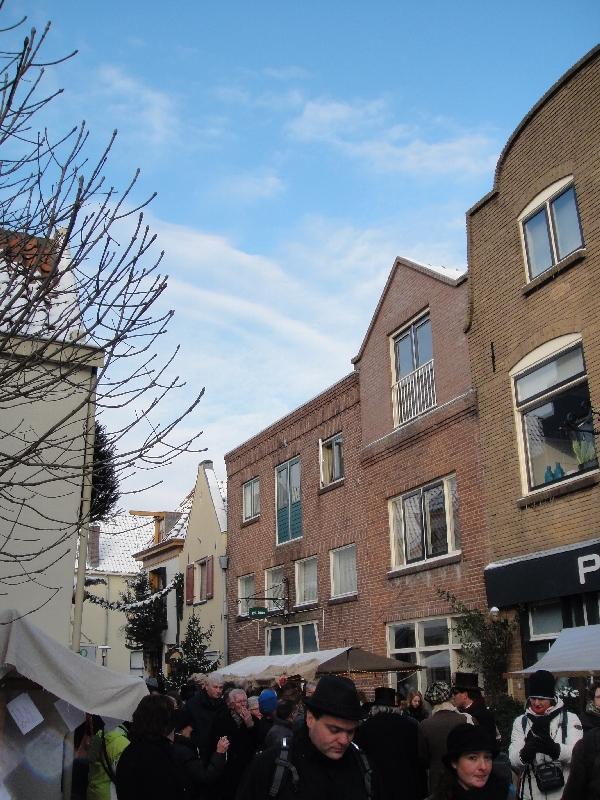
[306,711,358,760]
[529,697,552,715]
[452,690,469,710]
[206,680,224,700]
[228,692,248,715]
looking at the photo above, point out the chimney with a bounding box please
[88,523,101,568]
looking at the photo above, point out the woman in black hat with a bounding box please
[430,724,510,799]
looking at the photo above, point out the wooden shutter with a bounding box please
[206,556,214,600]
[185,564,194,605]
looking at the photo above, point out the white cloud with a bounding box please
[95,65,177,147]
[288,97,498,177]
[213,171,285,202]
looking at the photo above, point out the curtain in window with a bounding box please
[299,558,317,603]
[403,493,423,562]
[333,546,357,596]
[322,443,333,484]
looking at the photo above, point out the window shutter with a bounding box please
[185,564,194,605]
[206,556,214,600]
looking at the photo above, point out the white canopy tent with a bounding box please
[510,624,600,677]
[213,648,349,682]
[0,608,148,719]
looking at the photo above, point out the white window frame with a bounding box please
[266,622,319,655]
[295,555,318,607]
[528,600,564,641]
[265,565,285,612]
[389,474,461,568]
[242,477,260,521]
[510,334,598,495]
[130,650,144,676]
[518,175,584,282]
[329,543,357,599]
[276,456,302,545]
[237,573,255,618]
[319,433,344,487]
[389,311,436,427]
[387,616,462,694]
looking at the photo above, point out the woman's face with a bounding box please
[410,694,421,709]
[594,688,600,710]
[452,751,493,790]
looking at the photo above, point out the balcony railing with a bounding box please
[392,359,436,426]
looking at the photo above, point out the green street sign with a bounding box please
[248,606,268,619]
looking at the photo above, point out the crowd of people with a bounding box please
[71,668,600,800]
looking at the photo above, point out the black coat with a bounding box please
[355,711,427,800]
[208,708,260,800]
[237,726,374,800]
[467,702,498,743]
[186,689,225,758]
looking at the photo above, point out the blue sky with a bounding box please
[17,1,600,507]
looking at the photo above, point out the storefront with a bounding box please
[485,538,600,667]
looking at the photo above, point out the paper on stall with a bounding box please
[54,699,85,732]
[24,729,64,781]
[6,693,43,735]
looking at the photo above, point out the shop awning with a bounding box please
[509,624,600,677]
[214,647,421,682]
[0,609,148,720]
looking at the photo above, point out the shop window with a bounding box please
[389,474,461,567]
[266,622,319,655]
[330,544,357,598]
[512,337,598,493]
[295,556,318,606]
[388,617,462,695]
[519,177,584,280]
[320,433,344,486]
[276,457,302,544]
[242,477,260,521]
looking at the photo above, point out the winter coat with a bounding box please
[562,727,600,800]
[87,724,129,800]
[355,709,427,800]
[508,698,583,800]
[420,705,475,796]
[263,717,295,750]
[427,772,511,800]
[581,704,600,732]
[463,702,498,744]
[208,707,260,800]
[236,726,374,800]
[186,688,225,759]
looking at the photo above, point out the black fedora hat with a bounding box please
[305,675,364,721]
[452,672,481,692]
[443,723,499,766]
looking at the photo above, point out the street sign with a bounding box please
[248,606,268,619]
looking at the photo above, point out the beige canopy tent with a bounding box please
[214,646,421,683]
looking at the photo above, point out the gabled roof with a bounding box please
[352,255,467,364]
[86,515,155,575]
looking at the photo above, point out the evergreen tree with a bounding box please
[165,614,216,689]
[90,422,120,522]
[120,570,167,675]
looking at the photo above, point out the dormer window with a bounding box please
[391,313,436,426]
[519,177,584,280]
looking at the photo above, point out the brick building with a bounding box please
[225,256,491,694]
[467,45,600,673]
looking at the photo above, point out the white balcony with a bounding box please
[392,359,436,426]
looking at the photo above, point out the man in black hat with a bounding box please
[451,672,498,743]
[236,674,374,800]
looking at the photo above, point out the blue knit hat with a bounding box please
[259,689,278,714]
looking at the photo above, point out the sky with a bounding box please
[12,0,600,508]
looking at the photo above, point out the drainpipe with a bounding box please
[219,554,229,665]
[71,369,97,652]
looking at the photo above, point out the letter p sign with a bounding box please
[578,553,600,585]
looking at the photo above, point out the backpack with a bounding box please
[268,737,372,798]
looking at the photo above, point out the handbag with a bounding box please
[533,760,564,793]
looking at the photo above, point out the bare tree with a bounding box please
[0,5,204,633]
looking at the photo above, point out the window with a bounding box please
[520,177,584,280]
[266,622,319,655]
[295,556,318,606]
[389,474,461,567]
[529,600,563,639]
[243,477,260,521]
[237,573,255,617]
[276,457,302,544]
[330,544,357,598]
[512,339,598,492]
[320,433,344,486]
[130,650,144,676]
[391,314,436,426]
[186,557,214,604]
[388,617,462,694]
[265,565,285,612]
